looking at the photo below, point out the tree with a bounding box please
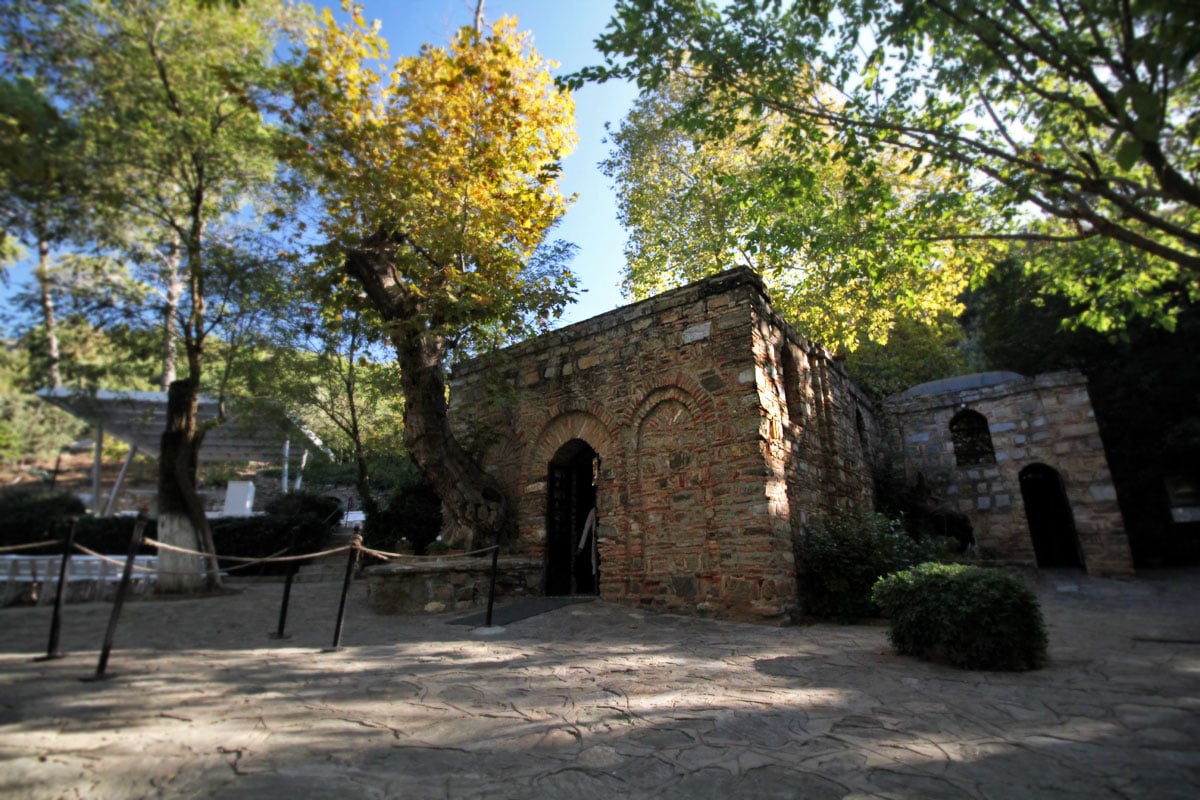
[287,4,577,549]
[577,0,1200,331]
[603,77,981,350]
[10,253,160,390]
[269,299,405,521]
[0,76,89,388]
[2,0,302,590]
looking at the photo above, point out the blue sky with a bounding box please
[350,1,638,326]
[0,1,636,332]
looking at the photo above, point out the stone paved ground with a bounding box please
[1,569,1198,799]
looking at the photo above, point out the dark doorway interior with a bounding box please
[1020,463,1084,568]
[546,439,599,596]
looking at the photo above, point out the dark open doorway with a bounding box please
[546,439,599,596]
[1019,463,1084,568]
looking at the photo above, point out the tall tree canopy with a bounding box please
[0,76,90,388]
[576,0,1200,331]
[604,77,981,350]
[1,0,302,589]
[287,4,577,547]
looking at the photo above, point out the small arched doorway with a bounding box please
[1019,463,1084,568]
[545,439,600,596]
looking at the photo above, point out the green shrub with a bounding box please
[796,512,944,620]
[264,491,343,526]
[363,469,442,555]
[871,562,1048,671]
[0,488,87,551]
[212,492,343,575]
[0,488,158,554]
[74,515,157,555]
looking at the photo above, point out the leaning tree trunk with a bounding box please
[394,328,512,551]
[157,379,222,592]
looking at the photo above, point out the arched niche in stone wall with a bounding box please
[950,408,997,467]
[629,386,715,600]
[630,386,707,501]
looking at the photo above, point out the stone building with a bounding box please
[885,371,1133,575]
[448,268,877,621]
[444,268,1132,621]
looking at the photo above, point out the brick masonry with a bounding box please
[447,269,1132,622]
[449,269,878,622]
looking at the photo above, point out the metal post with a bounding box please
[294,448,308,492]
[35,518,79,661]
[91,423,104,514]
[270,562,298,640]
[82,517,146,682]
[281,438,290,495]
[51,447,65,490]
[485,545,500,628]
[323,537,360,652]
[102,445,138,517]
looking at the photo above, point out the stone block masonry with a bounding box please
[443,269,1133,623]
[449,268,879,622]
[886,371,1132,575]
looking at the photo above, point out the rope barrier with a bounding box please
[72,542,157,573]
[0,539,62,554]
[143,536,354,564]
[359,543,501,561]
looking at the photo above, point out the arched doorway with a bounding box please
[1019,463,1084,568]
[545,439,599,595]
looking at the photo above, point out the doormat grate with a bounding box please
[448,596,595,626]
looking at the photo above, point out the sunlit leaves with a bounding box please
[604,76,982,351]
[582,0,1200,333]
[287,4,578,342]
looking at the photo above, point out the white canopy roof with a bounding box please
[37,388,332,465]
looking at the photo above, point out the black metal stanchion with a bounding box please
[270,562,298,640]
[485,545,500,628]
[82,517,147,682]
[35,517,79,662]
[269,529,300,640]
[323,537,360,652]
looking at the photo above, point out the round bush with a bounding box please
[871,562,1048,671]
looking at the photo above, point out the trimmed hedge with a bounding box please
[0,488,342,573]
[796,512,945,620]
[212,492,343,576]
[871,562,1048,671]
[0,488,157,554]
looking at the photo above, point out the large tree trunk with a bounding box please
[35,238,61,389]
[157,379,222,592]
[394,328,511,551]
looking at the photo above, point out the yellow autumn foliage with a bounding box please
[291,2,576,333]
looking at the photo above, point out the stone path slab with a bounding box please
[447,595,596,626]
[1,569,1198,798]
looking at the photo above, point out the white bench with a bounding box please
[1,554,158,606]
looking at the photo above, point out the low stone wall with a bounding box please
[364,557,544,615]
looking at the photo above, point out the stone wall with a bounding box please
[885,371,1132,575]
[365,558,543,615]
[449,269,877,621]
